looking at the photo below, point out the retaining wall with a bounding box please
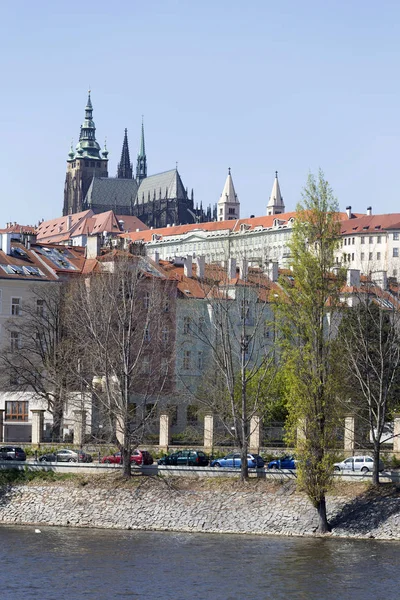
[1,480,400,539]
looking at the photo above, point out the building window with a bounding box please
[394,233,399,241]
[344,239,347,246]
[369,252,373,261]
[11,298,21,316]
[144,326,151,341]
[10,331,21,352]
[361,237,365,244]
[183,316,191,334]
[5,401,28,421]
[228,208,235,215]
[377,252,381,260]
[187,405,198,425]
[198,316,205,332]
[352,237,355,245]
[377,236,381,244]
[162,328,169,344]
[164,299,169,312]
[145,403,155,417]
[219,208,223,215]
[394,269,398,277]
[142,356,150,374]
[361,252,365,260]
[393,248,399,258]
[143,291,150,309]
[36,299,45,316]
[169,406,178,426]
[183,350,191,370]
[197,351,203,370]
[351,253,354,261]
[369,237,373,244]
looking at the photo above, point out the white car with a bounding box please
[334,455,384,474]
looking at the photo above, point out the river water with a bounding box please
[1,525,399,599]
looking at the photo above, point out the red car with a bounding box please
[102,449,153,465]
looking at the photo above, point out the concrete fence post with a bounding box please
[249,415,261,453]
[73,410,87,447]
[31,409,45,446]
[159,412,170,451]
[203,413,214,452]
[344,414,355,454]
[393,414,400,455]
[0,409,4,443]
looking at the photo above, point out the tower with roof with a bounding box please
[266,172,285,216]
[63,92,109,216]
[217,168,240,222]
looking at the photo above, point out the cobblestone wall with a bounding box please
[0,482,399,539]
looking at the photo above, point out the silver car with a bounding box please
[334,455,384,474]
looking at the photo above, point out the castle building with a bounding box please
[63,94,216,227]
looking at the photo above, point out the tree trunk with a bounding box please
[240,444,249,482]
[372,443,381,486]
[122,446,131,478]
[316,496,331,533]
[52,396,64,443]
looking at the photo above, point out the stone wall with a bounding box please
[0,481,399,539]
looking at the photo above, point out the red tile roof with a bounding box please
[340,213,400,234]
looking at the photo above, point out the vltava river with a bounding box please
[1,525,399,599]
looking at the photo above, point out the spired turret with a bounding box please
[117,129,133,179]
[266,171,285,216]
[136,118,147,184]
[217,168,240,221]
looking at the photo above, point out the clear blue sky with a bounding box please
[1,0,400,226]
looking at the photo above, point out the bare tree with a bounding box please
[181,263,277,481]
[0,283,73,441]
[337,283,400,484]
[67,252,176,477]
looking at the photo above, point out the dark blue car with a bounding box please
[211,452,264,468]
[268,455,296,470]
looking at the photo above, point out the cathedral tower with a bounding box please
[117,128,133,179]
[136,119,147,184]
[63,92,109,216]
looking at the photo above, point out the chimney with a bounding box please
[346,206,352,219]
[184,255,192,278]
[266,261,279,282]
[228,257,236,279]
[195,255,205,279]
[367,206,372,216]
[2,233,11,255]
[346,269,360,288]
[373,270,388,290]
[86,235,101,259]
[239,258,248,281]
[153,250,159,264]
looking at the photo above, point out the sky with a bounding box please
[1,0,400,226]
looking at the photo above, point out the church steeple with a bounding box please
[266,171,285,216]
[136,119,147,184]
[74,91,102,159]
[117,128,133,179]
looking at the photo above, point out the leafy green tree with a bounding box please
[275,170,344,533]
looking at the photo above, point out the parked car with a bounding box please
[102,450,153,465]
[210,453,264,468]
[0,446,26,461]
[39,449,92,463]
[333,455,384,474]
[158,449,209,466]
[268,455,296,470]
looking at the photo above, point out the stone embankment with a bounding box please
[1,478,400,539]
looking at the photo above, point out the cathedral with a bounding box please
[63,93,216,227]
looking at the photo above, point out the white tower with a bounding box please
[267,171,285,216]
[217,168,240,221]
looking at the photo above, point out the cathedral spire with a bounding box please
[266,171,285,216]
[75,91,101,159]
[117,128,133,179]
[136,118,147,184]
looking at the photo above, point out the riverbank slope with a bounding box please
[0,476,399,539]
